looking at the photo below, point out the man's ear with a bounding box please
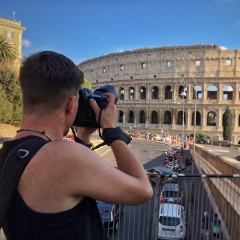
[66,95,77,114]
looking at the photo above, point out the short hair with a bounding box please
[204,211,208,216]
[19,51,84,113]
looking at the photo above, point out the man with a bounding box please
[1,51,153,239]
[211,213,221,239]
[185,156,191,172]
[201,211,210,240]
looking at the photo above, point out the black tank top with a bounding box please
[1,137,107,240]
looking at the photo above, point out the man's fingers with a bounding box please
[89,98,98,110]
[103,93,115,105]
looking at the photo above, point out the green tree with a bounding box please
[0,35,15,66]
[194,131,211,139]
[223,106,232,141]
[0,68,22,125]
[82,78,92,89]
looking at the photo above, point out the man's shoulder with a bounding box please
[35,140,88,164]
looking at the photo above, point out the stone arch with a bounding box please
[129,87,135,100]
[118,110,123,123]
[178,86,187,99]
[194,85,203,99]
[165,85,172,99]
[191,111,201,125]
[139,110,146,123]
[151,110,158,124]
[140,86,146,99]
[128,110,134,123]
[152,86,159,99]
[207,111,217,126]
[222,85,233,100]
[164,111,171,124]
[207,85,218,99]
[177,111,186,125]
[119,87,125,100]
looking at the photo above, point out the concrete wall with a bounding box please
[191,145,240,240]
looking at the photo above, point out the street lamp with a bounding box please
[181,77,197,174]
[177,91,186,149]
[181,91,187,135]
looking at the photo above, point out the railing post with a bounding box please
[151,176,160,240]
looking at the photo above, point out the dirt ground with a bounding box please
[0,124,20,138]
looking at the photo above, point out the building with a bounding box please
[0,17,26,73]
[78,44,240,144]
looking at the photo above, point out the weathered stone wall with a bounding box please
[78,44,240,143]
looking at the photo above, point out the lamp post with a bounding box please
[181,77,197,174]
[180,92,186,137]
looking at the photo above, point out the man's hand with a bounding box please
[89,93,117,129]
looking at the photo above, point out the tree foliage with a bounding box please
[0,68,22,125]
[0,35,15,65]
[195,131,211,139]
[223,106,232,141]
[82,78,92,89]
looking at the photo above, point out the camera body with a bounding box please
[73,85,118,128]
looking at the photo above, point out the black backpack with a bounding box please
[0,137,48,229]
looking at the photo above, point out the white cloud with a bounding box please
[22,39,31,47]
[220,46,228,50]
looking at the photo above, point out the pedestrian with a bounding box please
[201,211,210,240]
[211,213,221,239]
[0,51,153,239]
[185,156,191,172]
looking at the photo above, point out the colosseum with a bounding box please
[78,44,240,144]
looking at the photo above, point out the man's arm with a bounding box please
[66,93,153,205]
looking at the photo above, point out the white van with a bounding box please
[158,203,187,240]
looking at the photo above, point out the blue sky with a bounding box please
[1,0,240,64]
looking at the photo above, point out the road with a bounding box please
[97,139,217,240]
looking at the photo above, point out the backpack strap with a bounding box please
[0,137,48,228]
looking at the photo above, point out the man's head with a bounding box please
[19,51,84,114]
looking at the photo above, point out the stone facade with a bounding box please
[0,17,26,73]
[78,44,240,143]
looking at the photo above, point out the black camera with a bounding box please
[73,85,118,128]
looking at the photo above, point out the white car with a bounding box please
[158,203,186,240]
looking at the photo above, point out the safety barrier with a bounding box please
[104,174,240,240]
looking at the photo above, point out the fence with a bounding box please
[101,174,240,240]
[1,174,239,240]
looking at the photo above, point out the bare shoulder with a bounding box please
[33,140,106,174]
[37,139,93,165]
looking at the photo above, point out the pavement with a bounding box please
[193,143,240,160]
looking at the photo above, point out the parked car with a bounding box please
[234,155,240,161]
[158,203,187,240]
[196,138,209,144]
[97,201,124,232]
[146,166,177,184]
[160,183,182,204]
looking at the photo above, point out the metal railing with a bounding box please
[1,174,239,240]
[102,174,240,240]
